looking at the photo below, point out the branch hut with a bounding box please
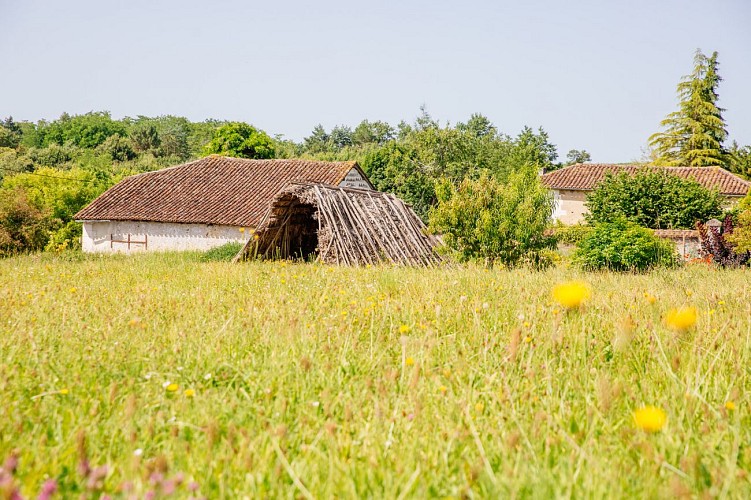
[234,182,440,266]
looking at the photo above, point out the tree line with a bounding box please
[1,49,749,261]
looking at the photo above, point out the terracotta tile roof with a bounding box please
[75,156,371,226]
[541,164,750,196]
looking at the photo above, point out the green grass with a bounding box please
[1,252,750,498]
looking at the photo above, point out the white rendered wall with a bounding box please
[81,221,249,253]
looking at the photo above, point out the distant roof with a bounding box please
[541,164,750,196]
[75,156,372,226]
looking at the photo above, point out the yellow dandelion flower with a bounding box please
[725,401,735,411]
[664,307,697,332]
[439,385,447,395]
[59,388,69,395]
[405,357,415,366]
[632,405,667,433]
[398,324,412,334]
[644,293,657,304]
[474,402,484,413]
[239,227,245,233]
[524,336,532,343]
[184,389,195,398]
[69,287,77,294]
[718,300,725,306]
[165,383,179,392]
[552,281,590,309]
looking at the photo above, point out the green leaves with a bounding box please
[585,171,723,229]
[574,219,678,272]
[649,50,728,167]
[427,166,555,267]
[202,122,275,159]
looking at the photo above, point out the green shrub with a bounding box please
[586,170,723,229]
[551,222,592,245]
[574,219,678,272]
[428,166,555,268]
[201,242,244,262]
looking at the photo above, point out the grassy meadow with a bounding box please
[1,252,751,498]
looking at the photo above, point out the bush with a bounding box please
[551,222,592,245]
[574,219,678,272]
[428,167,555,268]
[201,242,244,262]
[586,170,723,229]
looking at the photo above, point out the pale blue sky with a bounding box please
[1,0,749,162]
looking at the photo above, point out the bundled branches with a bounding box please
[235,182,441,266]
[696,214,750,267]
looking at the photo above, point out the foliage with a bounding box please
[726,209,751,254]
[428,167,555,267]
[574,219,678,271]
[202,122,275,159]
[200,242,244,262]
[728,142,751,179]
[585,170,723,229]
[0,168,110,251]
[2,255,751,496]
[565,149,591,165]
[0,117,22,148]
[0,188,50,255]
[551,222,592,245]
[361,142,435,219]
[698,214,750,267]
[649,50,728,167]
[38,112,128,149]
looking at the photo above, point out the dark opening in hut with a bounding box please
[234,182,441,266]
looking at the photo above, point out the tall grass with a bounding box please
[1,253,750,497]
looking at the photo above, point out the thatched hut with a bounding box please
[234,182,441,266]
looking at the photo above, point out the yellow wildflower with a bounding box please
[552,281,590,309]
[474,402,484,413]
[59,388,69,395]
[664,307,697,332]
[399,324,412,334]
[405,357,415,366]
[632,405,667,433]
[442,368,451,378]
[644,292,657,304]
[165,383,179,392]
[69,287,77,293]
[184,389,195,398]
[725,401,736,411]
[439,385,447,395]
[239,227,245,233]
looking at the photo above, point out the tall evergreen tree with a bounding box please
[649,50,728,167]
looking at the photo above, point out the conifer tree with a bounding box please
[649,50,728,167]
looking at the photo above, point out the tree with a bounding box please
[202,122,275,159]
[352,120,395,146]
[566,149,591,165]
[457,114,496,139]
[0,188,49,256]
[0,117,22,148]
[649,50,728,167]
[303,125,330,154]
[39,112,127,149]
[585,170,723,229]
[129,123,161,153]
[728,142,751,179]
[428,166,555,267]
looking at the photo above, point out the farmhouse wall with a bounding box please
[552,189,588,224]
[82,221,248,253]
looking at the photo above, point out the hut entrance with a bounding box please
[252,193,320,261]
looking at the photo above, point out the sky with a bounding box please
[1,0,750,162]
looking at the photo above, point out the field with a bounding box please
[1,253,750,498]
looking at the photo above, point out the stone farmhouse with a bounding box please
[541,163,750,225]
[74,156,374,253]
